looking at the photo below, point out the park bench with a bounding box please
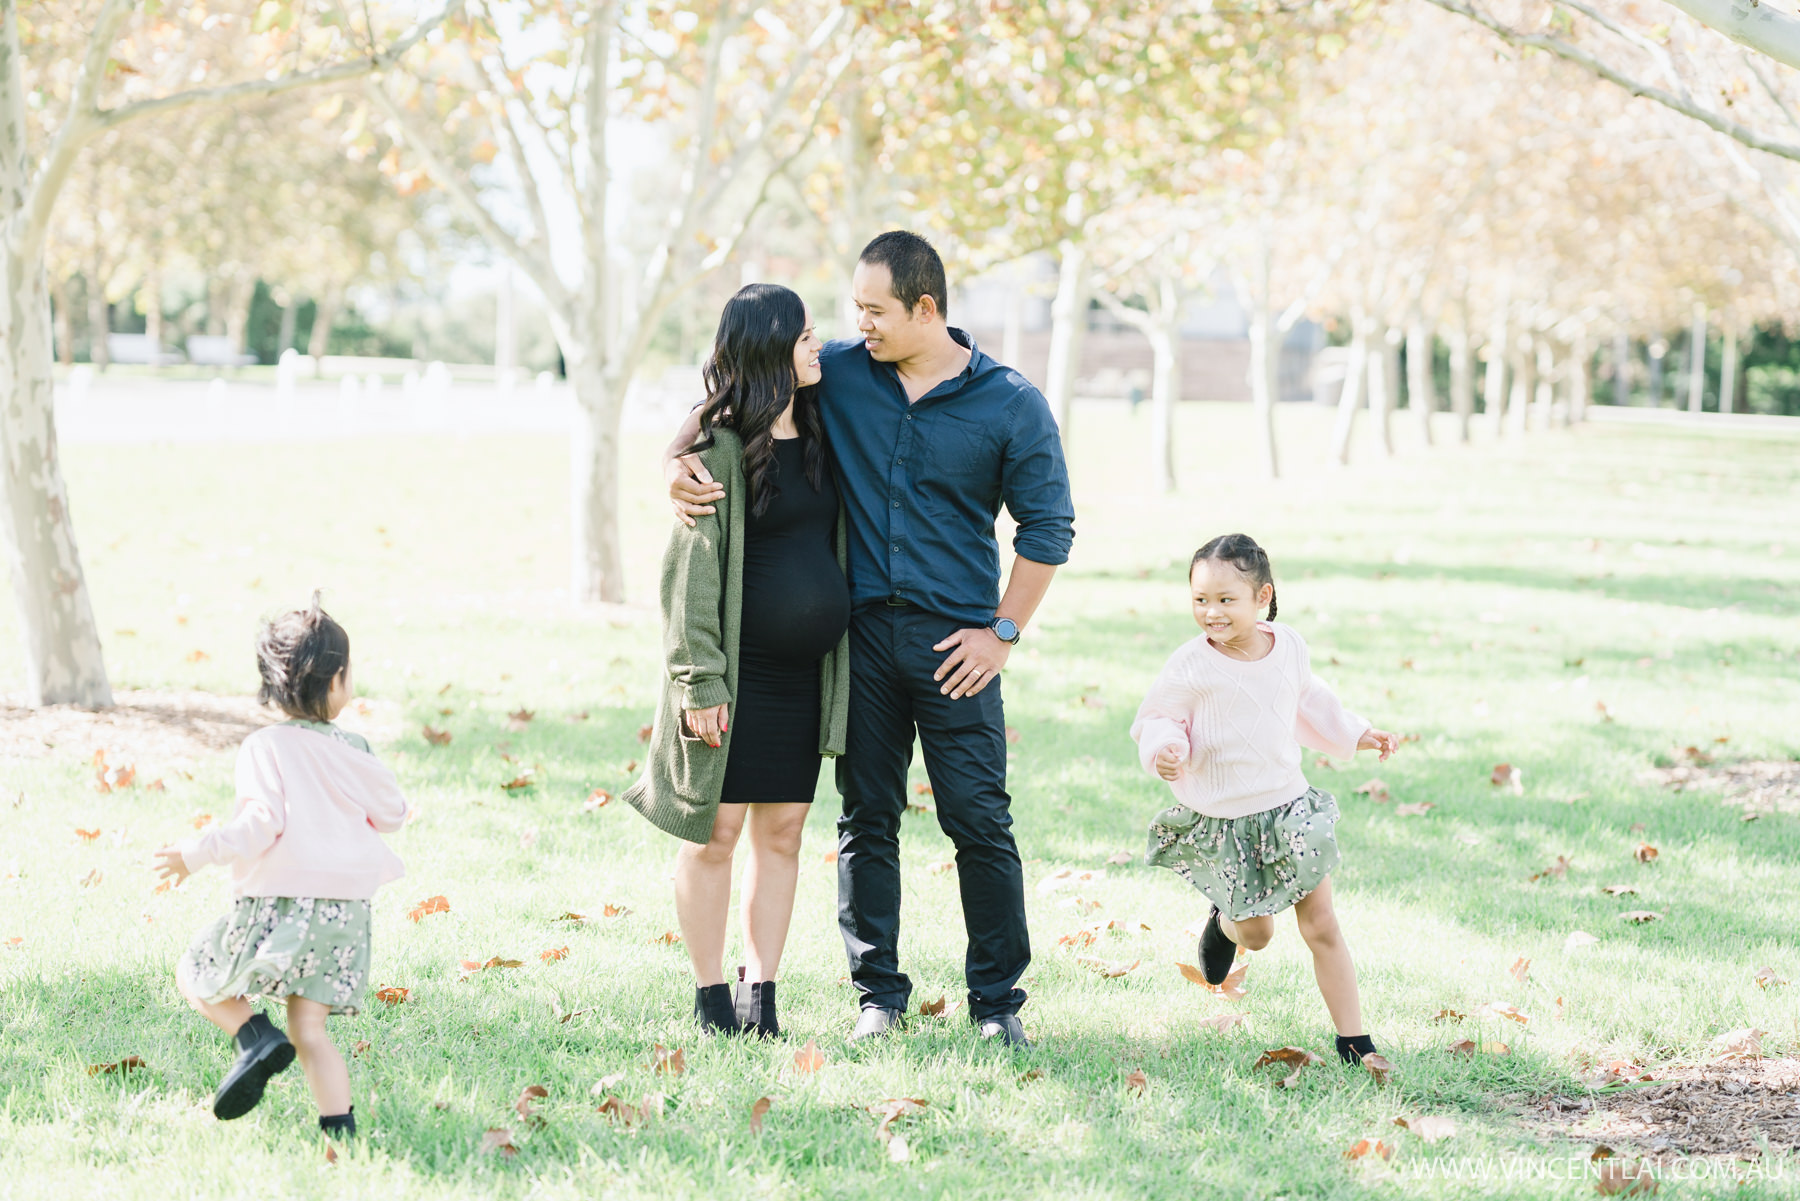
[105,333,183,366]
[185,335,259,367]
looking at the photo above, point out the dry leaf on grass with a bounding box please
[459,956,524,978]
[515,1084,549,1123]
[1394,802,1435,816]
[1362,1053,1395,1085]
[1195,1014,1247,1033]
[500,771,537,794]
[1491,763,1524,794]
[1106,851,1134,865]
[408,895,450,922]
[507,708,535,731]
[1594,1159,1659,1196]
[1529,856,1571,883]
[1197,960,1250,1002]
[1706,1027,1765,1062]
[352,1040,371,1057]
[1125,1069,1149,1095]
[1479,1002,1529,1025]
[650,931,682,946]
[74,827,100,842]
[919,996,947,1017]
[792,1040,825,1074]
[1565,931,1599,952]
[588,1073,627,1096]
[650,1044,686,1075]
[1447,1039,1477,1057]
[1618,911,1663,925]
[1344,1138,1394,1161]
[867,1097,928,1148]
[375,986,409,1005]
[1509,956,1532,983]
[422,726,451,747]
[1076,956,1141,979]
[636,724,653,743]
[1633,843,1659,863]
[480,1128,518,1157]
[821,849,838,863]
[1254,1046,1322,1089]
[1057,928,1098,951]
[540,946,569,963]
[1035,866,1105,895]
[86,1056,147,1076]
[79,869,102,887]
[1354,778,1391,802]
[1431,1009,1466,1024]
[1603,884,1637,897]
[582,789,612,812]
[749,1096,771,1135]
[1393,1114,1457,1142]
[926,860,955,875]
[1753,967,1788,989]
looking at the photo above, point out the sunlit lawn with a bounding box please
[2,402,1797,1198]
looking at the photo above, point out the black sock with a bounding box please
[320,1107,356,1138]
[1336,1033,1378,1064]
[234,1012,277,1053]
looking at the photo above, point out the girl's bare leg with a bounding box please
[672,805,747,986]
[176,964,253,1036]
[1293,875,1364,1036]
[740,802,810,981]
[286,996,350,1115]
[1218,913,1275,951]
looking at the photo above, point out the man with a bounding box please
[666,231,1074,1047]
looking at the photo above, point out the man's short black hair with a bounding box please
[859,230,948,320]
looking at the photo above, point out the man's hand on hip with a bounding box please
[667,453,723,527]
[933,627,1011,699]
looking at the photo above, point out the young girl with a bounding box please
[154,593,411,1134]
[1130,534,1398,1064]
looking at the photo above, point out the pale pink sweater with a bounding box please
[178,724,412,899]
[1130,622,1370,819]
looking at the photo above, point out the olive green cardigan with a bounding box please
[623,428,851,844]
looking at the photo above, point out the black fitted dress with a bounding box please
[719,436,849,803]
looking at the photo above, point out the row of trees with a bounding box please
[7,0,1800,707]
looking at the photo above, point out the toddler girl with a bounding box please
[154,593,411,1134]
[1130,534,1398,1064]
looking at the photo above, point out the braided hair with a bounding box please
[1191,534,1277,620]
[255,590,351,722]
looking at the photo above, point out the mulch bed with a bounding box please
[1644,758,1800,820]
[1527,1057,1800,1160]
[0,689,274,764]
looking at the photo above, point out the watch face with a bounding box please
[994,618,1019,643]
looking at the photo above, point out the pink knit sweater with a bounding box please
[178,723,412,899]
[1130,622,1370,819]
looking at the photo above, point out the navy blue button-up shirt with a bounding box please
[817,329,1075,627]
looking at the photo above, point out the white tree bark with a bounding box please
[1658,0,1800,73]
[1448,304,1474,442]
[1507,336,1534,435]
[1246,289,1280,479]
[567,353,625,602]
[1569,330,1590,424]
[1688,302,1707,412]
[1331,311,1371,466]
[1368,327,1397,458]
[1613,325,1631,406]
[1534,339,1556,427]
[1094,275,1182,493]
[1406,314,1435,447]
[1720,316,1739,414]
[1044,239,1090,441]
[1484,307,1509,436]
[307,291,339,360]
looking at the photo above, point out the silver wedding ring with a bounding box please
[970,669,983,678]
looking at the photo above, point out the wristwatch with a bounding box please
[990,617,1021,644]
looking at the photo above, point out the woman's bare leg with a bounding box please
[1294,875,1363,1035]
[672,805,747,986]
[740,802,811,981]
[285,996,350,1115]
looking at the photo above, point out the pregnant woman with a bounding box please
[624,283,850,1039]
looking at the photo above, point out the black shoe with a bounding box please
[693,983,740,1035]
[1336,1033,1378,1064]
[320,1107,356,1139]
[1199,906,1237,986]
[848,1005,904,1043]
[213,1012,296,1120]
[975,1013,1031,1049]
[735,977,780,1039]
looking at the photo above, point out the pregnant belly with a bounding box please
[740,552,849,665]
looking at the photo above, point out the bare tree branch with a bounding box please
[1422,0,1800,163]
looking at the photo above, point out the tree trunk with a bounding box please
[1043,238,1089,442]
[205,276,227,337]
[86,263,109,369]
[50,272,74,365]
[1687,302,1707,413]
[223,272,257,360]
[1507,336,1533,436]
[1147,314,1178,494]
[1368,327,1396,458]
[1719,316,1738,415]
[142,264,163,355]
[1484,308,1508,436]
[1001,280,1023,372]
[1246,267,1280,479]
[307,291,339,361]
[1534,340,1556,427]
[568,355,627,604]
[1448,304,1473,443]
[1331,311,1370,465]
[0,245,113,704]
[1569,330,1589,424]
[1406,314,1435,447]
[1613,324,1630,406]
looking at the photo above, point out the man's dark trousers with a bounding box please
[835,603,1029,1019]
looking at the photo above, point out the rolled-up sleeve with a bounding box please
[1000,392,1075,565]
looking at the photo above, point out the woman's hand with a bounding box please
[685,703,729,748]
[152,845,190,885]
[1359,728,1400,761]
[1154,743,1186,781]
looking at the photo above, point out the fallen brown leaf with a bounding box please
[603,903,630,918]
[1005,725,1021,744]
[459,956,524,978]
[1595,1159,1659,1196]
[1565,931,1599,952]
[651,1044,686,1075]
[792,1039,825,1074]
[821,849,839,863]
[1753,966,1788,989]
[1194,1014,1247,1033]
[1176,962,1210,986]
[1393,1114,1457,1142]
[1344,1137,1394,1161]
[1106,851,1134,865]
[651,930,682,946]
[540,946,570,963]
[422,725,452,747]
[636,724,653,743]
[1394,802,1434,816]
[1633,843,1659,864]
[1125,1069,1148,1095]
[1076,956,1141,979]
[1447,1039,1477,1057]
[375,986,409,1005]
[1200,960,1250,1002]
[515,1083,549,1122]
[1602,884,1637,897]
[1707,1027,1765,1062]
[1480,1002,1530,1025]
[352,1040,371,1057]
[582,788,612,812]
[588,1073,626,1096]
[1618,910,1663,924]
[408,895,450,922]
[74,827,100,842]
[1529,855,1570,883]
[507,708,536,730]
[500,771,537,793]
[749,1096,771,1135]
[1431,1008,1466,1023]
[1509,956,1531,983]
[1491,763,1524,794]
[1354,778,1391,802]
[918,996,947,1017]
[1362,1053,1395,1085]
[479,1128,518,1157]
[86,1056,147,1076]
[926,860,955,874]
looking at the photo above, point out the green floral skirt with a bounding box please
[1144,787,1341,921]
[179,897,373,1016]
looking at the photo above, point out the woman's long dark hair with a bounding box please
[684,283,824,517]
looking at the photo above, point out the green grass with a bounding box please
[2,404,1798,1199]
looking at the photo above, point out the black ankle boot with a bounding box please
[694,983,739,1034]
[1336,1033,1378,1064]
[320,1107,356,1139]
[734,977,779,1039]
[213,1011,296,1121]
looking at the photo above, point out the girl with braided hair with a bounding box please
[1130,534,1399,1064]
[153,592,412,1136]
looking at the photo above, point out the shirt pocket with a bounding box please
[932,413,993,478]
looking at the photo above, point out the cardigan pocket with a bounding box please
[670,711,726,800]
